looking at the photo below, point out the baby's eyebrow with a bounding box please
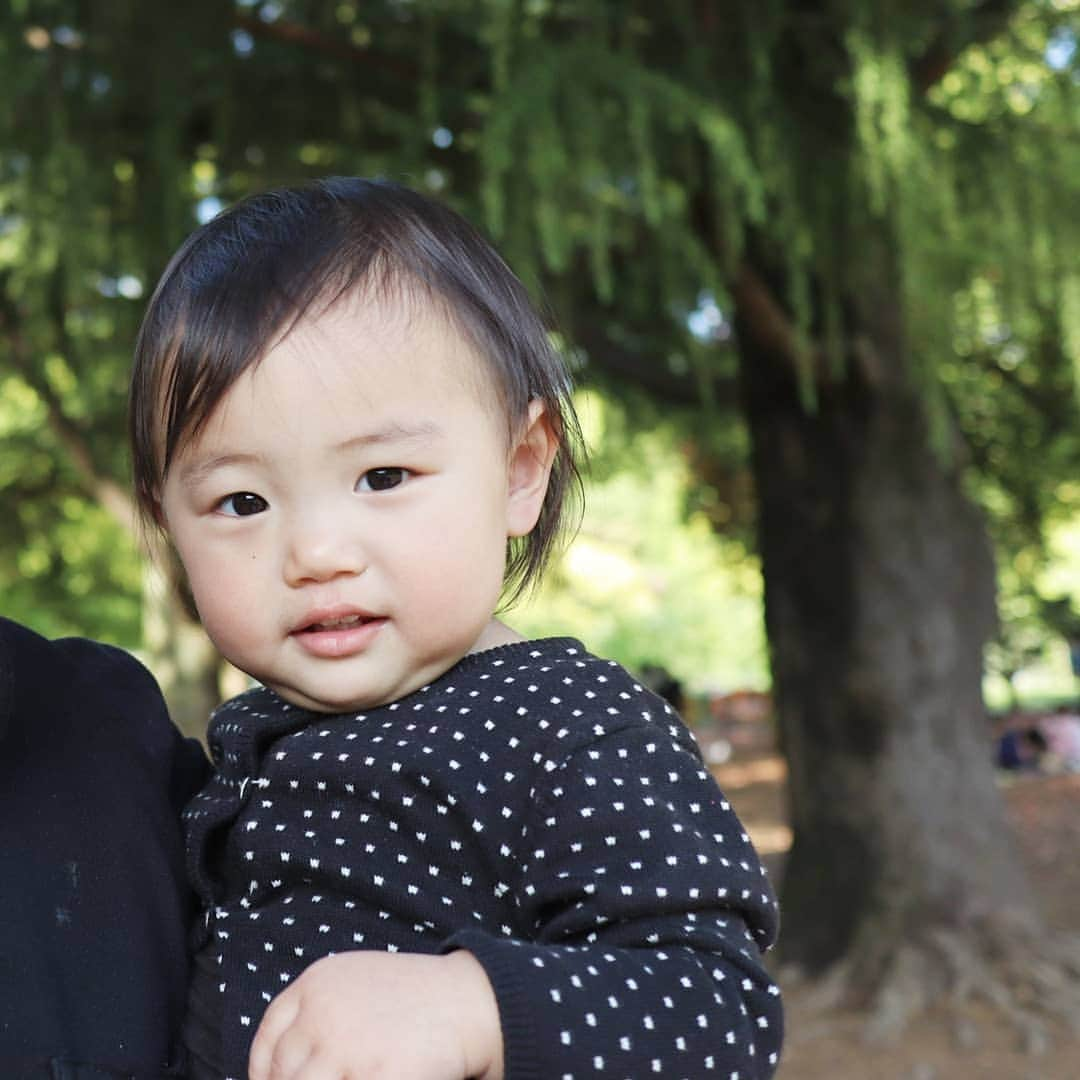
[177,452,263,489]
[334,420,444,451]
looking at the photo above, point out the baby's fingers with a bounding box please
[263,1049,342,1080]
[248,990,305,1080]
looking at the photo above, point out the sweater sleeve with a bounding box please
[444,716,782,1080]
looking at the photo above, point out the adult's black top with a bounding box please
[0,616,209,1079]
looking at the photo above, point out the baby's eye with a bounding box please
[217,492,268,517]
[357,467,409,493]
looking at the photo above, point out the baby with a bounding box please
[129,177,782,1079]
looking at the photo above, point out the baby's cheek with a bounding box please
[194,578,262,658]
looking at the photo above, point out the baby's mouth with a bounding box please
[291,610,387,657]
[306,614,368,632]
[294,612,384,636]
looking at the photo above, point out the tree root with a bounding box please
[787,917,1080,1054]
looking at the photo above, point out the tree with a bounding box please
[474,0,1080,1035]
[2,0,1079,1035]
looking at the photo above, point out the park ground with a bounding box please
[708,736,1080,1080]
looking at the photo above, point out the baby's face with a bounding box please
[159,294,549,712]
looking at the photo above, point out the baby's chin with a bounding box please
[262,668,445,715]
[255,643,495,714]
[264,680,394,715]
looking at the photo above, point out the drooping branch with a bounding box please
[720,0,1027,386]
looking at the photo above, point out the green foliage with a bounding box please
[471,0,1080,675]
[0,371,140,641]
[475,3,1080,391]
[513,392,768,690]
[0,0,1077,690]
[479,28,762,308]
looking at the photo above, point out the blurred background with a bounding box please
[1,2,1078,1076]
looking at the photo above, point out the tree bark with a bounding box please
[732,256,1040,990]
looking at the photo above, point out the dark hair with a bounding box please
[1023,726,1048,753]
[129,177,584,602]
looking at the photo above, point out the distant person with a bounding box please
[640,662,686,713]
[128,177,783,1079]
[0,616,208,1078]
[995,724,1047,771]
[1040,710,1080,773]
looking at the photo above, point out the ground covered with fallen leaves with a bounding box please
[708,734,1080,1080]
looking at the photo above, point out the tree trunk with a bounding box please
[732,255,1044,1008]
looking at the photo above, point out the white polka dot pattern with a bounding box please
[185,638,782,1078]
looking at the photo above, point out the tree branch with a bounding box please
[571,322,702,406]
[232,11,415,80]
[910,0,1021,94]
[729,262,805,373]
[569,316,744,410]
[0,288,136,536]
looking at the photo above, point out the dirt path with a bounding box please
[710,750,1080,1080]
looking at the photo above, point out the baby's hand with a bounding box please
[248,949,503,1080]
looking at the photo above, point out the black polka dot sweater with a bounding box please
[184,638,783,1079]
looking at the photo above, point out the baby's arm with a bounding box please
[443,718,783,1078]
[249,948,503,1080]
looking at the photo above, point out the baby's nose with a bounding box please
[283,521,366,586]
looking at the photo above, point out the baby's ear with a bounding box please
[506,400,558,538]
